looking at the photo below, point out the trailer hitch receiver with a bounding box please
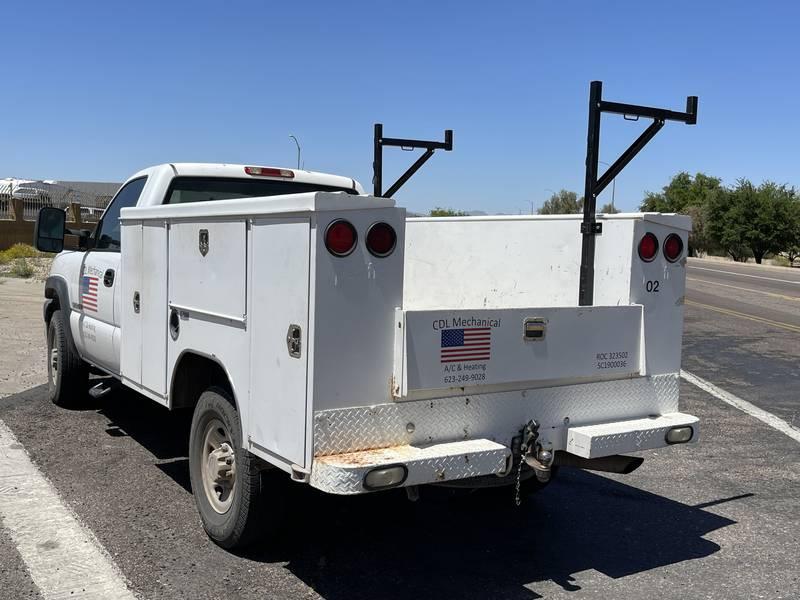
[514,419,555,505]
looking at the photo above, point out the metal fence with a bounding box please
[0,182,10,220]
[0,180,114,222]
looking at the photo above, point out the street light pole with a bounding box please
[598,161,616,210]
[289,135,301,169]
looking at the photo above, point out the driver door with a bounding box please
[76,177,147,374]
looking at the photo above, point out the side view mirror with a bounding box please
[33,207,66,253]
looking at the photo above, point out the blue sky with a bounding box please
[2,0,799,214]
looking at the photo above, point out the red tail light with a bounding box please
[663,233,684,262]
[365,222,397,257]
[325,219,357,256]
[638,232,659,262]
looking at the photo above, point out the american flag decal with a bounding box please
[81,275,99,312]
[440,327,491,363]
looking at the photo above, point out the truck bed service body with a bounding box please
[35,161,698,548]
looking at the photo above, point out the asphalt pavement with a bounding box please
[0,260,798,600]
[684,257,800,425]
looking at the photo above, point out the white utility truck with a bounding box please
[34,83,701,549]
[34,161,696,547]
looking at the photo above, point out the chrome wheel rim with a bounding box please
[199,418,236,514]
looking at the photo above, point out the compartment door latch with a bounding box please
[286,324,302,358]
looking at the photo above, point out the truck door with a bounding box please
[249,218,310,467]
[76,177,147,373]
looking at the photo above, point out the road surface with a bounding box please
[684,257,800,425]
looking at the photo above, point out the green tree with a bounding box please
[640,172,722,213]
[538,190,582,215]
[706,180,795,263]
[643,172,738,257]
[683,204,711,257]
[781,200,800,265]
[429,207,469,217]
[599,202,619,214]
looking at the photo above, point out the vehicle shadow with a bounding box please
[95,382,194,492]
[252,473,740,600]
[92,388,739,600]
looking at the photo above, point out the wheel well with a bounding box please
[44,291,60,326]
[170,353,234,410]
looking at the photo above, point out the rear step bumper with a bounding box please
[566,412,699,458]
[309,411,698,495]
[310,439,510,495]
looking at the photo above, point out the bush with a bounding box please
[10,258,34,278]
[771,255,792,267]
[429,207,470,217]
[0,243,41,264]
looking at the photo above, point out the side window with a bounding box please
[94,177,147,251]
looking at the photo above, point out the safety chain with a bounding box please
[514,419,539,506]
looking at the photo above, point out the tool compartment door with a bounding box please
[169,221,247,319]
[395,305,642,397]
[248,218,310,467]
[120,221,168,398]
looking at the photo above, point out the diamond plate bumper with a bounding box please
[314,374,681,456]
[309,439,510,495]
[566,412,699,458]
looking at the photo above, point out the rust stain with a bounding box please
[315,444,418,467]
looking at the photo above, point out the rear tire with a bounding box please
[46,309,88,407]
[189,386,283,549]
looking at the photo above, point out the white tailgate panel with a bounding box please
[249,218,310,467]
[141,223,168,395]
[169,221,246,319]
[119,223,143,383]
[400,305,642,395]
[404,218,634,310]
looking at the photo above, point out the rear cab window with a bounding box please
[163,177,356,204]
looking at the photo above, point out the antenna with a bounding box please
[289,135,301,170]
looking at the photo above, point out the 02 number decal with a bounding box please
[646,280,660,293]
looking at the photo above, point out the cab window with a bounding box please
[163,177,355,204]
[94,177,147,251]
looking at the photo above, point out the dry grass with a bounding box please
[10,258,34,278]
[0,243,44,265]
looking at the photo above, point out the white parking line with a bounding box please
[681,370,800,443]
[0,420,137,600]
[688,265,800,285]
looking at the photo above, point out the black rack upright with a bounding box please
[579,81,698,306]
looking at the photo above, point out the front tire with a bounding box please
[46,309,88,407]
[189,387,281,549]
